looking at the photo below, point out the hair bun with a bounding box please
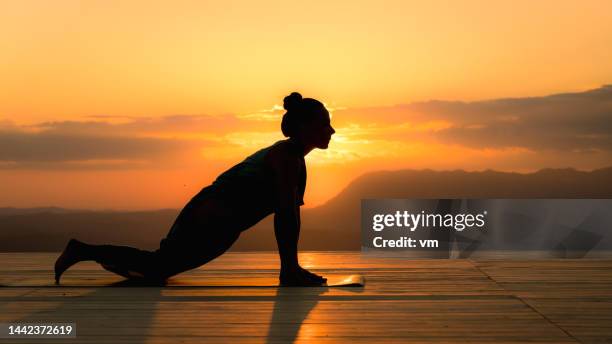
[283,92,303,111]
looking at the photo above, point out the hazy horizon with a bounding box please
[3,166,611,252]
[0,164,610,212]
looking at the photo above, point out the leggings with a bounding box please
[90,210,241,281]
[91,231,240,281]
[91,188,243,281]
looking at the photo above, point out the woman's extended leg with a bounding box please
[55,195,242,284]
[54,229,241,284]
[54,238,168,284]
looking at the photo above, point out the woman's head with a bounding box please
[281,92,335,149]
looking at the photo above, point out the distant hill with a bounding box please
[244,166,612,250]
[1,167,611,252]
[0,209,178,252]
[0,207,88,216]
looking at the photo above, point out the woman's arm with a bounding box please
[269,152,302,271]
[268,148,325,285]
[274,205,300,271]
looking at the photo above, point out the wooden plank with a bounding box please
[472,259,612,343]
[2,252,610,343]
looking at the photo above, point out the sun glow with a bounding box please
[1,0,611,209]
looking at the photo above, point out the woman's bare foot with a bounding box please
[279,265,326,286]
[54,238,86,284]
[300,266,326,284]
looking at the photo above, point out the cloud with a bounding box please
[0,114,244,169]
[333,85,612,152]
[2,85,611,170]
[0,131,190,163]
[0,132,220,172]
[0,111,291,168]
[32,113,271,136]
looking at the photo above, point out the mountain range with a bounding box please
[1,166,611,252]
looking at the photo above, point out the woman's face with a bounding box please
[301,110,335,149]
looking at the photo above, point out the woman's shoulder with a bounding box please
[264,139,303,170]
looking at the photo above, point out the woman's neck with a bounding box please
[287,137,314,157]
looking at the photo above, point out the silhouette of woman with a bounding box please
[54,92,335,286]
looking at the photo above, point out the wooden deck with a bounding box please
[1,252,611,343]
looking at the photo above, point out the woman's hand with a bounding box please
[280,264,327,286]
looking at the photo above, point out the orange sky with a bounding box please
[1,1,612,209]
